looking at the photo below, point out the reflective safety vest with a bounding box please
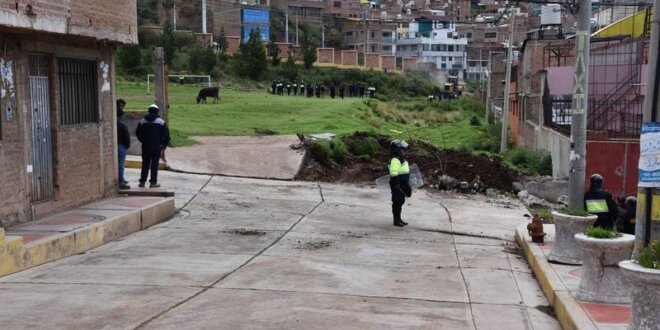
[586,199,609,213]
[389,157,410,177]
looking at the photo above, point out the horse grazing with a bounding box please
[196,87,220,104]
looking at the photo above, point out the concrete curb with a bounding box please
[125,158,168,170]
[515,223,598,330]
[0,197,175,277]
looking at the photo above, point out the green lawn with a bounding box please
[116,80,482,148]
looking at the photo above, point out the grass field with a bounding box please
[117,80,483,148]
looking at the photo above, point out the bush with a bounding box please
[584,226,620,239]
[505,148,552,176]
[469,115,481,126]
[348,137,380,157]
[310,139,349,165]
[638,242,660,269]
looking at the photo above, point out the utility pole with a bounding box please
[173,3,177,31]
[154,47,168,122]
[296,14,299,46]
[567,0,592,210]
[202,0,207,34]
[321,24,325,48]
[500,13,515,153]
[285,12,289,43]
[636,0,660,251]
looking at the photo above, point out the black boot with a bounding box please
[400,220,408,226]
[393,221,405,227]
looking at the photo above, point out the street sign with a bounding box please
[638,122,660,187]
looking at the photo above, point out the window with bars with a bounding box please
[58,58,98,125]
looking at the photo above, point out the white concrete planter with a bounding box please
[547,211,597,264]
[575,233,634,303]
[619,260,660,330]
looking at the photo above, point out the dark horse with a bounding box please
[196,86,220,104]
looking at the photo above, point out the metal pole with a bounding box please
[486,51,492,123]
[567,0,592,210]
[501,14,515,153]
[296,14,299,46]
[202,0,207,34]
[321,24,325,48]
[636,0,660,251]
[286,12,289,43]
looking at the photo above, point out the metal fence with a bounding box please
[545,97,643,139]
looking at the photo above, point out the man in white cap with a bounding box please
[136,104,170,188]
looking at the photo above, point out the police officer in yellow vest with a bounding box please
[389,140,412,227]
[584,174,618,229]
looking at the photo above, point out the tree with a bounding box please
[267,36,281,66]
[237,29,268,80]
[189,46,217,75]
[159,21,176,66]
[216,25,229,54]
[117,45,143,76]
[301,31,317,70]
[282,47,299,81]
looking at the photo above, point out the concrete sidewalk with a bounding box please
[517,224,631,330]
[0,171,559,329]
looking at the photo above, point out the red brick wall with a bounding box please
[227,36,241,54]
[0,0,137,44]
[195,33,213,47]
[365,53,379,68]
[381,55,396,71]
[317,48,335,64]
[0,36,118,225]
[341,50,358,66]
[403,57,418,71]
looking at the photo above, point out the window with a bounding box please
[466,32,472,39]
[448,45,454,51]
[345,31,353,36]
[58,58,98,125]
[485,32,497,39]
[441,56,446,61]
[334,1,341,8]
[448,56,453,61]
[447,32,452,38]
[441,63,446,69]
[306,8,321,16]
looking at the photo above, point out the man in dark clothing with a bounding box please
[616,196,637,235]
[329,82,336,99]
[584,174,619,229]
[389,140,412,227]
[136,104,170,188]
[339,82,345,99]
[117,99,131,190]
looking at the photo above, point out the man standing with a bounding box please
[389,140,412,227]
[117,99,131,190]
[136,104,170,188]
[584,174,618,229]
[339,82,345,99]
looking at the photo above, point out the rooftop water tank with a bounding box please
[381,11,388,20]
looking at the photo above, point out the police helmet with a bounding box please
[625,196,637,209]
[590,174,604,188]
[148,104,159,114]
[390,140,409,149]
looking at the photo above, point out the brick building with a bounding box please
[0,1,137,227]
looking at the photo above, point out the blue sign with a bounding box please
[241,8,269,24]
[639,122,660,187]
[242,26,270,42]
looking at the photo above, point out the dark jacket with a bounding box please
[117,115,131,148]
[584,188,618,229]
[136,113,170,151]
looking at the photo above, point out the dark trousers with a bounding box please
[140,148,161,183]
[391,185,406,223]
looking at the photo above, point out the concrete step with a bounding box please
[0,196,175,277]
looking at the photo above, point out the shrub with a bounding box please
[559,208,591,217]
[311,139,349,165]
[505,148,552,176]
[469,115,481,126]
[584,226,620,239]
[348,137,380,157]
[638,242,660,269]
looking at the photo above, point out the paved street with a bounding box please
[0,170,560,329]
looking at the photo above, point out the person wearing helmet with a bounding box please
[584,174,618,229]
[389,140,412,227]
[616,196,637,234]
[136,104,170,188]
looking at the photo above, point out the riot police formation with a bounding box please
[270,80,377,99]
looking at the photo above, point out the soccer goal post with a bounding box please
[146,74,212,94]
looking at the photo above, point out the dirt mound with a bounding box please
[296,132,522,192]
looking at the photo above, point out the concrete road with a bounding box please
[0,170,560,329]
[166,135,305,179]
